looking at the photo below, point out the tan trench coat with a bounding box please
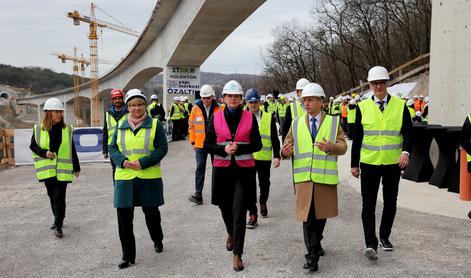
[283,111,347,222]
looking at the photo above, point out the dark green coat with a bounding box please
[109,115,168,208]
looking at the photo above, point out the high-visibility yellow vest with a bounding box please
[347,106,356,124]
[253,111,273,161]
[278,102,289,118]
[32,124,74,182]
[467,114,471,163]
[267,101,277,114]
[290,99,305,119]
[358,96,404,165]
[408,107,415,119]
[147,102,157,115]
[106,112,126,145]
[115,117,162,180]
[171,103,183,120]
[184,102,190,114]
[292,114,340,185]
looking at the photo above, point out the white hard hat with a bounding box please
[180,96,185,101]
[183,96,189,101]
[415,111,422,117]
[301,83,325,98]
[43,97,64,111]
[413,95,418,99]
[349,99,356,105]
[425,96,430,103]
[296,78,310,90]
[341,96,347,101]
[150,94,158,100]
[222,80,243,95]
[173,96,180,101]
[125,88,146,105]
[406,99,414,106]
[419,95,424,98]
[260,95,266,101]
[200,84,215,97]
[329,96,334,100]
[267,93,274,98]
[355,95,361,100]
[367,66,390,82]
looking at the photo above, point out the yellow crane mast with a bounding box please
[67,2,139,126]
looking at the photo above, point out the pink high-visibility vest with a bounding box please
[213,110,255,167]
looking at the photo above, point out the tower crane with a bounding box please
[67,2,140,126]
[52,48,116,126]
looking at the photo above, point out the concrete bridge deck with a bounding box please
[0,140,469,277]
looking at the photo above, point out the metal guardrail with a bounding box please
[340,53,430,96]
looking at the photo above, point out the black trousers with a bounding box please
[248,160,271,215]
[360,163,400,249]
[172,119,180,140]
[347,123,354,139]
[303,185,326,262]
[44,178,68,227]
[219,179,247,255]
[117,207,163,262]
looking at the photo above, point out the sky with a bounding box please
[0,0,318,76]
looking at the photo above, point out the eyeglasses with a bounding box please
[224,95,241,98]
[201,97,212,100]
[128,103,146,109]
[370,80,387,86]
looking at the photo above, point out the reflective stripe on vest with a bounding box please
[189,105,220,148]
[292,114,339,185]
[253,112,272,161]
[290,99,305,119]
[32,124,74,182]
[347,106,356,124]
[358,96,404,165]
[115,117,162,180]
[213,110,255,167]
[106,112,126,145]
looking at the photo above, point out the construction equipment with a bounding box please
[52,48,115,126]
[67,2,139,126]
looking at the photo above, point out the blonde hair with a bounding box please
[41,111,65,131]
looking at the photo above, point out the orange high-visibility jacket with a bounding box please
[414,99,421,111]
[341,104,348,118]
[189,104,221,148]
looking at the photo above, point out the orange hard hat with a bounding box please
[111,89,123,99]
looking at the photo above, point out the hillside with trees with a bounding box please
[262,0,432,96]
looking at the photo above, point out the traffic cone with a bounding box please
[459,149,471,201]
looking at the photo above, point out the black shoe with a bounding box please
[303,260,318,272]
[379,238,394,251]
[364,247,378,261]
[54,226,63,238]
[118,260,135,269]
[317,243,325,256]
[189,193,203,205]
[50,224,56,230]
[246,215,258,229]
[260,203,268,218]
[154,241,163,253]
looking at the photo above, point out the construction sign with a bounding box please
[165,66,200,95]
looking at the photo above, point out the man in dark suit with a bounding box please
[351,66,412,261]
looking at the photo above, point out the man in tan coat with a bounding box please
[281,83,347,272]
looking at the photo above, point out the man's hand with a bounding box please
[103,153,109,159]
[281,143,293,157]
[74,171,81,178]
[351,167,360,178]
[46,151,55,159]
[398,153,409,169]
[314,137,332,153]
[272,158,281,168]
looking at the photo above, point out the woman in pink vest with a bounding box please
[204,80,262,271]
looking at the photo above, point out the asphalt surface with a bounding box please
[0,139,470,277]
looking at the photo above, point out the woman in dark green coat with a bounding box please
[109,88,168,269]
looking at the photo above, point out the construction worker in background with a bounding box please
[413,95,421,112]
[188,84,220,205]
[109,89,168,269]
[281,78,310,142]
[326,96,335,115]
[245,88,281,229]
[460,113,471,219]
[277,95,289,135]
[103,89,128,181]
[346,99,357,139]
[281,83,347,273]
[413,111,424,123]
[421,96,429,123]
[169,96,184,141]
[264,93,277,114]
[418,95,425,112]
[30,97,81,238]
[181,96,192,137]
[340,96,349,134]
[406,99,415,119]
[148,95,166,122]
[351,66,412,261]
[204,80,262,272]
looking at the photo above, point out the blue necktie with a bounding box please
[310,117,317,141]
[377,101,384,112]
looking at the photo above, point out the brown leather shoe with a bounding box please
[226,235,233,251]
[233,255,244,271]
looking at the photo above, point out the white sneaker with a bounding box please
[364,247,378,261]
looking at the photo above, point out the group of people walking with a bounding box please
[29,65,470,273]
